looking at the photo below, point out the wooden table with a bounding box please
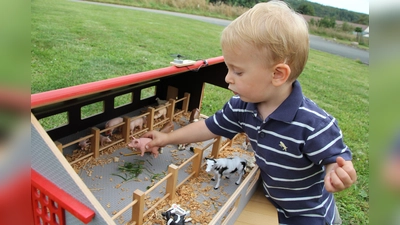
[234,183,279,225]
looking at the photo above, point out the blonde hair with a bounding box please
[221,1,309,81]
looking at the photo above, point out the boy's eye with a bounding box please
[234,71,243,75]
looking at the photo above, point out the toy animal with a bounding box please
[127,137,159,158]
[156,97,168,105]
[78,139,90,150]
[154,107,167,120]
[130,115,147,132]
[205,156,247,190]
[105,117,123,135]
[159,121,174,133]
[100,135,112,147]
[161,204,192,225]
[189,108,200,123]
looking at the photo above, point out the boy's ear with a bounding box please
[272,63,291,86]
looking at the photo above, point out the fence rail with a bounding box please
[57,94,191,165]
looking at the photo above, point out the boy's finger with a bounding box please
[343,163,357,182]
[329,170,345,191]
[145,141,153,150]
[141,132,152,138]
[335,167,353,187]
[324,173,336,192]
[336,156,346,167]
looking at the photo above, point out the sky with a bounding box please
[307,0,369,14]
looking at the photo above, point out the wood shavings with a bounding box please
[63,113,257,225]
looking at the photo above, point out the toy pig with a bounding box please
[100,134,112,146]
[154,107,167,120]
[130,115,147,132]
[105,117,123,135]
[78,139,90,150]
[128,137,159,158]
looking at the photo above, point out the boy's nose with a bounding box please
[224,72,233,84]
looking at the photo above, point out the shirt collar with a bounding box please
[246,80,304,122]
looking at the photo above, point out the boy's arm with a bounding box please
[324,157,357,193]
[142,120,218,149]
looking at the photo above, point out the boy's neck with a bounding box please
[257,83,293,121]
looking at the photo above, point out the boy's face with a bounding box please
[222,43,276,104]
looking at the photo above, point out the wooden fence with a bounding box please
[110,134,234,225]
[55,93,191,165]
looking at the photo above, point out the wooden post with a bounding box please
[131,189,145,225]
[123,116,130,143]
[211,136,221,158]
[182,92,190,113]
[91,127,100,158]
[147,107,155,131]
[54,141,63,153]
[192,148,204,177]
[167,99,175,122]
[166,164,179,201]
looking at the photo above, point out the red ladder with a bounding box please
[31,169,95,225]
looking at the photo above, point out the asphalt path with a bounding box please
[74,0,369,64]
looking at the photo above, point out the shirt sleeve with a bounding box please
[388,129,400,157]
[205,97,245,139]
[303,115,352,165]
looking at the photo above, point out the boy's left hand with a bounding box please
[324,157,357,193]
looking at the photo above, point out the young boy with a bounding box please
[143,1,357,224]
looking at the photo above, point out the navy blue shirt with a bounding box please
[205,80,352,224]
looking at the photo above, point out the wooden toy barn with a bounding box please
[31,56,278,225]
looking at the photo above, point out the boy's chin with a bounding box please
[238,96,262,104]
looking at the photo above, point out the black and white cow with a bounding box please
[205,156,247,190]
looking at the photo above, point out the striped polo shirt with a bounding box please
[205,80,352,225]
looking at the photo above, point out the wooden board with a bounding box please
[234,183,278,225]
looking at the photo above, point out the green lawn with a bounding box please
[31,0,369,224]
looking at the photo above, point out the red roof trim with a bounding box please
[31,56,224,109]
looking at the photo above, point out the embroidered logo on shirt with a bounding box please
[279,141,288,151]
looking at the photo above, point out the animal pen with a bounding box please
[31,56,265,225]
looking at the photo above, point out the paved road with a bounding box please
[74,0,369,64]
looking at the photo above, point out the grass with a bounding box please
[31,0,369,224]
[87,0,368,49]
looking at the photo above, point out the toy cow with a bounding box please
[177,143,189,150]
[205,156,247,190]
[189,108,200,123]
[127,137,159,158]
[130,115,147,132]
[105,117,123,135]
[161,204,192,225]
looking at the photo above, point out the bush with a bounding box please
[341,22,354,32]
[318,16,336,28]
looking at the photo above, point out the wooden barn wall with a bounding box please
[31,62,228,141]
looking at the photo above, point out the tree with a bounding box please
[354,27,363,33]
[318,16,336,28]
[297,3,315,16]
[354,27,364,44]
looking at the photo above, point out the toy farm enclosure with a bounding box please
[31,56,277,225]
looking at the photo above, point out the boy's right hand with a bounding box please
[141,130,168,150]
